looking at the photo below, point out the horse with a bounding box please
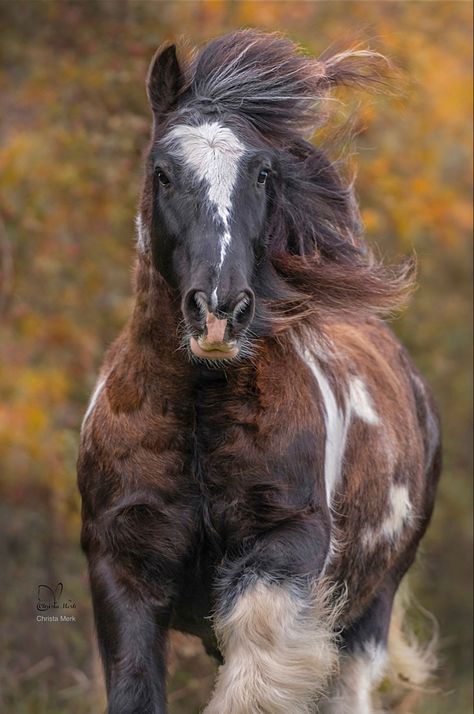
[77,30,441,714]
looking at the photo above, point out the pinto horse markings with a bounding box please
[78,30,441,714]
[164,122,245,276]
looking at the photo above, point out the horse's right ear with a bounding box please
[147,44,184,122]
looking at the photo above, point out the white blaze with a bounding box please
[164,122,245,280]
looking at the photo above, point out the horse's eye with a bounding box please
[257,169,269,185]
[157,170,171,187]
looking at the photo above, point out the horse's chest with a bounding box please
[192,413,325,553]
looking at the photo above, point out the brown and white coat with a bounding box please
[78,30,441,714]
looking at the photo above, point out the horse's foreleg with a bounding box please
[320,580,396,714]
[204,527,338,714]
[89,555,170,714]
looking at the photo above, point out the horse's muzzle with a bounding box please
[183,289,254,360]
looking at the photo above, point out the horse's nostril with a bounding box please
[183,290,208,328]
[193,291,208,316]
[232,290,255,329]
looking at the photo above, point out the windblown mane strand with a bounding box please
[187,30,391,140]
[165,30,414,332]
[262,139,415,332]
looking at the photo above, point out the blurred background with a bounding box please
[0,2,472,713]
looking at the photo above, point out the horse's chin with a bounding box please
[190,336,239,361]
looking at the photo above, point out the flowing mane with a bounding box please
[145,30,413,334]
[183,30,389,140]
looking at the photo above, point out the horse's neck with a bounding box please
[129,257,182,351]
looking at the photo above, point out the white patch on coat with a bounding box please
[349,377,379,425]
[164,122,245,276]
[81,376,106,430]
[321,641,388,714]
[382,483,413,539]
[303,349,350,508]
[299,346,379,509]
[204,580,340,714]
[362,483,413,549]
[135,212,149,253]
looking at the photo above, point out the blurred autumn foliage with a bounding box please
[0,2,472,713]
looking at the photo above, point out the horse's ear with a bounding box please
[147,44,184,122]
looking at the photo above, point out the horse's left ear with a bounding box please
[147,43,184,122]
